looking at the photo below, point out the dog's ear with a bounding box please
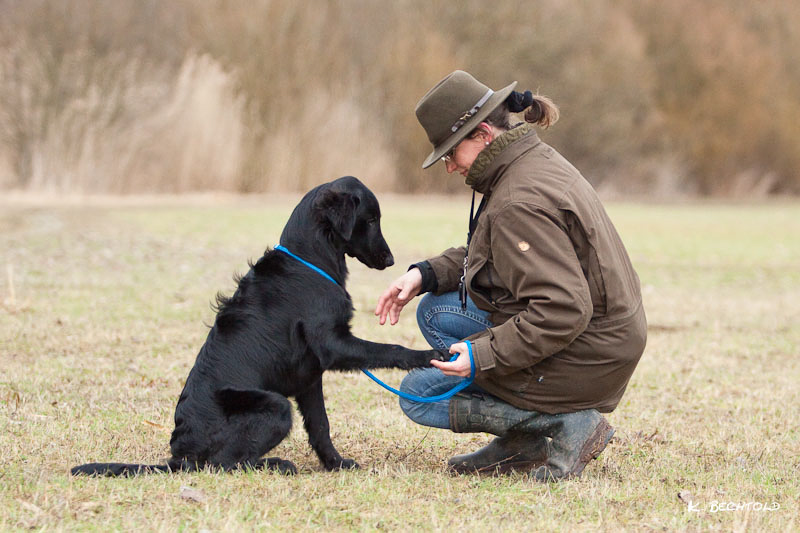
[314,189,360,241]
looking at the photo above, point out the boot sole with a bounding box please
[570,418,615,478]
[448,458,543,477]
[489,460,542,476]
[448,447,545,477]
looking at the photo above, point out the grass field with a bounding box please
[1,194,798,531]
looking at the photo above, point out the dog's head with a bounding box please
[313,176,394,270]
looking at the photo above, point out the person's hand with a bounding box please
[430,342,472,377]
[374,268,423,325]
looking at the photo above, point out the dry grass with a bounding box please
[1,194,798,531]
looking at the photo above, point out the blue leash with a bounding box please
[274,244,475,403]
[274,245,339,285]
[361,341,475,403]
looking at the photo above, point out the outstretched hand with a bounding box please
[430,342,472,377]
[375,268,423,325]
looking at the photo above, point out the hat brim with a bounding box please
[421,81,517,169]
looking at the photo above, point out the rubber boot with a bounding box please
[447,392,548,475]
[447,393,615,479]
[522,409,615,481]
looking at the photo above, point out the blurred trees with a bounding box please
[0,0,798,196]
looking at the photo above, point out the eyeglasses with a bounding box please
[441,130,483,163]
[441,145,457,163]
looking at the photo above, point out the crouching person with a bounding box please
[374,70,647,480]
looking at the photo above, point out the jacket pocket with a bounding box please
[564,210,607,317]
[515,367,537,394]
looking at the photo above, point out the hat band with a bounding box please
[450,89,494,133]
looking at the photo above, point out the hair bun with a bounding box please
[506,90,534,113]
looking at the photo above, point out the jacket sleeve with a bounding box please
[425,246,467,295]
[467,204,592,375]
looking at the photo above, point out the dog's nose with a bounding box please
[384,253,395,268]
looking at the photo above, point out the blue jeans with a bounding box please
[398,291,494,429]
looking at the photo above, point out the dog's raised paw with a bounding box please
[434,349,450,362]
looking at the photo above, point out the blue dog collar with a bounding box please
[274,245,339,286]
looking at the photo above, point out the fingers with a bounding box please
[375,284,409,325]
[430,359,454,375]
[396,284,414,302]
[375,286,400,325]
[431,343,472,377]
[374,286,394,316]
[375,269,422,326]
[388,301,403,325]
[449,342,467,355]
[377,294,405,325]
[430,357,470,377]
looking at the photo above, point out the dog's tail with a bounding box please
[70,462,173,477]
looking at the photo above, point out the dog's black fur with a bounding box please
[71,176,446,477]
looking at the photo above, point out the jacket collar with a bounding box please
[466,123,540,195]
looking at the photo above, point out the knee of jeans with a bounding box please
[398,372,426,420]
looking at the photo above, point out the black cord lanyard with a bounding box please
[459,190,486,309]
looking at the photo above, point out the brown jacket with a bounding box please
[426,124,646,413]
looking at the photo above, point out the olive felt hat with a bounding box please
[415,70,517,169]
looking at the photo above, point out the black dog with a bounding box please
[72,176,446,476]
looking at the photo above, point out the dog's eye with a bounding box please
[367,217,378,225]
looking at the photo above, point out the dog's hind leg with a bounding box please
[296,378,358,471]
[211,388,297,474]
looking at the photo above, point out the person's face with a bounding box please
[441,127,492,176]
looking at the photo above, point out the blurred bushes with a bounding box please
[0,0,798,195]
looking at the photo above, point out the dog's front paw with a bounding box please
[432,349,450,362]
[326,458,360,471]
